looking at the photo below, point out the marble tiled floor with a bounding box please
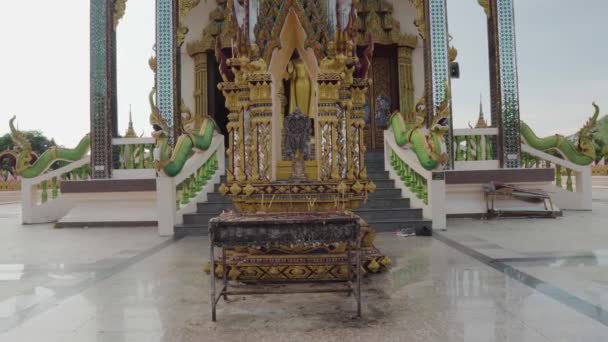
[0,202,608,341]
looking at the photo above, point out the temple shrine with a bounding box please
[5,0,599,288]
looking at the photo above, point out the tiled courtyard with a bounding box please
[0,189,607,341]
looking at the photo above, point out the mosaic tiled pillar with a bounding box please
[90,0,115,179]
[156,0,180,144]
[489,0,522,168]
[424,0,453,169]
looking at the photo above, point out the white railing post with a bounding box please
[156,176,177,236]
[577,166,593,210]
[428,175,447,230]
[21,179,36,224]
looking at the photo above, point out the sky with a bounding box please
[0,0,607,146]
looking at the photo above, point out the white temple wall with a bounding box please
[180,1,214,113]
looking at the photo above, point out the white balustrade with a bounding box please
[453,128,499,170]
[521,144,592,210]
[156,134,225,236]
[112,137,157,179]
[384,131,446,229]
[21,157,90,224]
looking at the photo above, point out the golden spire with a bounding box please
[125,105,138,138]
[475,94,489,128]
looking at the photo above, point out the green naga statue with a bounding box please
[149,88,217,177]
[521,103,600,166]
[389,87,450,171]
[9,117,90,179]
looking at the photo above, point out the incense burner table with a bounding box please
[208,211,362,321]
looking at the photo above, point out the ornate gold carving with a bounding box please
[177,0,201,47]
[354,0,417,48]
[256,0,328,63]
[193,53,208,119]
[187,0,235,55]
[448,46,458,63]
[409,0,426,39]
[478,0,491,17]
[114,0,127,29]
[398,47,415,114]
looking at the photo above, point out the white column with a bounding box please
[156,176,177,236]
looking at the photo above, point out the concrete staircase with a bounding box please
[174,151,432,237]
[353,151,432,235]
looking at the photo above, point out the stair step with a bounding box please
[183,212,217,225]
[355,208,423,221]
[364,219,433,233]
[196,202,235,212]
[368,179,394,188]
[367,188,402,198]
[174,224,209,237]
[365,162,384,173]
[207,193,231,202]
[358,197,410,209]
[366,171,389,179]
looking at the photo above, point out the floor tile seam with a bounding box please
[433,231,608,329]
[495,254,608,264]
[490,294,554,341]
[0,237,179,334]
[439,231,524,260]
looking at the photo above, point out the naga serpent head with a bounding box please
[430,83,451,134]
[148,87,170,135]
[8,116,34,174]
[577,102,600,160]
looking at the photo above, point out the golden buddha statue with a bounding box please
[288,58,313,117]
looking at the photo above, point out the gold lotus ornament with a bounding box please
[367,258,380,272]
[365,181,377,193]
[219,183,229,195]
[243,183,255,197]
[228,267,241,280]
[352,181,364,194]
[337,181,348,195]
[230,183,242,196]
[379,256,392,267]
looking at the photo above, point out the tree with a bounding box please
[0,131,56,155]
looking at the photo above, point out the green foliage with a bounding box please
[0,131,56,155]
[594,115,608,162]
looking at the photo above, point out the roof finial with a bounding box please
[125,104,138,138]
[475,93,489,128]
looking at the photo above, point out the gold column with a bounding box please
[193,52,208,118]
[398,46,414,113]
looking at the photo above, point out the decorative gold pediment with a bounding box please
[409,0,426,40]
[114,0,127,29]
[478,0,491,17]
[256,0,329,63]
[355,0,417,48]
[187,0,235,56]
[177,0,201,47]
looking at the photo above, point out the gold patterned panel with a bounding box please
[193,53,208,119]
[398,47,414,114]
[366,56,391,149]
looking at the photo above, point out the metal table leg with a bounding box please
[222,247,228,300]
[346,243,352,297]
[356,237,362,318]
[210,243,216,322]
